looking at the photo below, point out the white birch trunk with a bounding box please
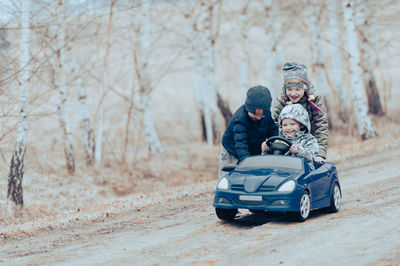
[56,0,75,174]
[198,0,220,145]
[239,2,249,102]
[185,8,211,144]
[310,0,331,98]
[137,0,163,153]
[264,0,284,98]
[96,0,114,166]
[7,0,31,208]
[343,0,375,139]
[327,0,346,104]
[327,0,349,123]
[355,0,383,115]
[70,55,95,166]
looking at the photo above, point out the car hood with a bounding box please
[228,168,302,193]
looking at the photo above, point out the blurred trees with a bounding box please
[7,0,31,208]
[0,0,397,207]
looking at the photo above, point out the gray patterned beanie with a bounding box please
[244,85,272,116]
[283,62,309,91]
[279,104,311,133]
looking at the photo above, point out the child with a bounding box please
[263,104,319,168]
[272,62,328,163]
[218,85,278,179]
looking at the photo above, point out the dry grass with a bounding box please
[0,115,399,230]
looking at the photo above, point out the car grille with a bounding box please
[259,185,275,192]
[230,184,275,192]
[230,184,244,191]
[233,200,267,206]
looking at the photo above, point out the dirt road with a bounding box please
[1,148,400,266]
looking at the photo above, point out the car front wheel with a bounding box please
[288,191,311,222]
[328,183,342,213]
[215,208,237,221]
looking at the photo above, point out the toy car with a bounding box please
[213,137,342,222]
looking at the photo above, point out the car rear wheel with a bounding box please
[288,191,310,222]
[215,208,237,221]
[328,183,341,213]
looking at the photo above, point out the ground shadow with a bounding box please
[220,208,334,228]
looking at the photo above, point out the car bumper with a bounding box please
[213,190,303,212]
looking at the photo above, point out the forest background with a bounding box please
[0,0,399,228]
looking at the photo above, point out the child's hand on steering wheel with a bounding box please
[289,145,299,154]
[261,141,270,152]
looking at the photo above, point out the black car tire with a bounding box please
[287,191,311,222]
[215,208,237,221]
[328,182,342,213]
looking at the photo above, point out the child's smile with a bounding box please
[282,118,301,136]
[286,86,305,103]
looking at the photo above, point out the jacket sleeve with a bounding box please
[296,135,319,162]
[232,120,250,161]
[272,94,286,126]
[311,95,329,159]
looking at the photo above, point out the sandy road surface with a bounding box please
[1,148,400,266]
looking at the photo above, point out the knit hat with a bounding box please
[283,62,309,91]
[278,104,311,133]
[244,85,272,116]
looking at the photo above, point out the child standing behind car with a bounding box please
[262,104,319,169]
[218,85,278,179]
[272,62,328,163]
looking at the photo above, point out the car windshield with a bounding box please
[237,155,304,171]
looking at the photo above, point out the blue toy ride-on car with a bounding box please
[213,136,342,222]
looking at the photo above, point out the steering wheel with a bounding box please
[265,136,293,155]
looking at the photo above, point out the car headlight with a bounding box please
[278,180,295,192]
[217,178,229,190]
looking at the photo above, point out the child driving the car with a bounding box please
[262,104,319,169]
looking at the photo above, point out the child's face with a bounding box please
[282,118,301,136]
[286,86,305,103]
[248,112,265,121]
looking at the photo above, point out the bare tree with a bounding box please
[134,0,163,154]
[7,0,31,209]
[70,53,95,166]
[239,1,250,102]
[54,0,75,174]
[95,0,114,166]
[355,0,384,115]
[264,0,284,97]
[327,0,347,123]
[342,0,376,139]
[184,0,222,145]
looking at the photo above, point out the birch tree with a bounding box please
[95,0,114,165]
[239,1,250,102]
[327,0,347,122]
[134,0,163,154]
[355,0,384,115]
[70,54,95,166]
[55,0,75,174]
[342,0,376,140]
[264,0,284,97]
[7,0,31,208]
[185,0,221,145]
[309,0,337,127]
[309,1,331,97]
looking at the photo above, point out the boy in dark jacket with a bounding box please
[218,85,278,179]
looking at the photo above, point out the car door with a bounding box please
[309,164,331,207]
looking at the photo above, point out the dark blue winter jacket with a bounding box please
[222,105,278,162]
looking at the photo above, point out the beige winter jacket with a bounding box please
[272,82,329,159]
